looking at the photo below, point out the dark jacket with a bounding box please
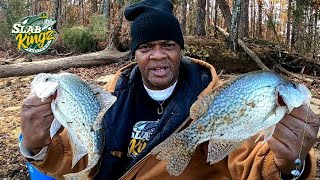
[95,57,214,179]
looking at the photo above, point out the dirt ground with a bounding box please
[0,55,319,179]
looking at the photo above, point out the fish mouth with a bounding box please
[52,91,58,100]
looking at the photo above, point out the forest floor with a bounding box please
[0,37,320,179]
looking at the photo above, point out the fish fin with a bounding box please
[277,84,311,113]
[190,94,215,120]
[87,153,100,169]
[49,118,62,138]
[207,139,241,164]
[262,125,276,142]
[254,125,276,143]
[297,84,312,106]
[89,84,117,130]
[64,154,100,180]
[68,131,87,169]
[254,133,263,143]
[151,133,195,176]
[50,101,65,139]
[254,106,286,143]
[51,100,88,169]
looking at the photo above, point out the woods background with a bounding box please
[0,0,320,179]
[0,0,319,57]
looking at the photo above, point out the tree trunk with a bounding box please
[107,2,123,50]
[313,10,318,54]
[34,0,39,14]
[229,0,242,50]
[64,0,67,25]
[80,0,85,25]
[214,0,218,37]
[206,0,211,34]
[0,51,129,78]
[101,0,110,30]
[216,26,270,71]
[187,0,194,35]
[291,0,303,49]
[257,0,263,38]
[216,0,231,31]
[26,0,31,16]
[251,0,256,37]
[239,0,249,38]
[91,0,98,14]
[286,0,292,46]
[181,0,187,35]
[266,5,280,42]
[53,0,61,30]
[194,0,206,36]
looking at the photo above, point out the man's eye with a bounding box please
[163,43,175,49]
[138,45,151,51]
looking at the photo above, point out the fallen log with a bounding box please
[215,26,270,71]
[0,50,130,78]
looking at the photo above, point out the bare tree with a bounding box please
[291,0,304,49]
[80,0,85,25]
[101,0,110,29]
[239,0,249,38]
[187,0,194,35]
[53,0,62,30]
[229,0,242,50]
[34,0,39,14]
[313,7,318,54]
[216,0,231,31]
[107,1,124,50]
[257,0,263,38]
[194,0,206,36]
[286,0,292,45]
[250,0,256,37]
[91,0,98,13]
[181,0,187,35]
[206,0,211,34]
[214,0,218,37]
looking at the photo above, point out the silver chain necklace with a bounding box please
[156,100,166,115]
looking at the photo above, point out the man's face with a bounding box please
[135,40,181,90]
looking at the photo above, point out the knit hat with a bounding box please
[124,0,184,53]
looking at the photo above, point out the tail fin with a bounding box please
[151,133,196,176]
[207,139,241,164]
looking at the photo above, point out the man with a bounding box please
[20,0,319,179]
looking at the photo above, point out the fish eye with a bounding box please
[291,82,298,88]
[44,77,49,82]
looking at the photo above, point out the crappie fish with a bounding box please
[151,70,311,176]
[30,73,117,179]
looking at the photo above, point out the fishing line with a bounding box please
[291,110,309,178]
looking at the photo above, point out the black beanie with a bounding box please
[124,0,184,53]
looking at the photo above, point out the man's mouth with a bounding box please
[150,67,169,77]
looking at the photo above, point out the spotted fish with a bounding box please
[30,73,117,179]
[151,70,311,176]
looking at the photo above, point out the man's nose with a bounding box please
[150,46,167,60]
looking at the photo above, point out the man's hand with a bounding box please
[268,105,320,175]
[20,95,55,155]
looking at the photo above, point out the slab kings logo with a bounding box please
[11,13,57,54]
